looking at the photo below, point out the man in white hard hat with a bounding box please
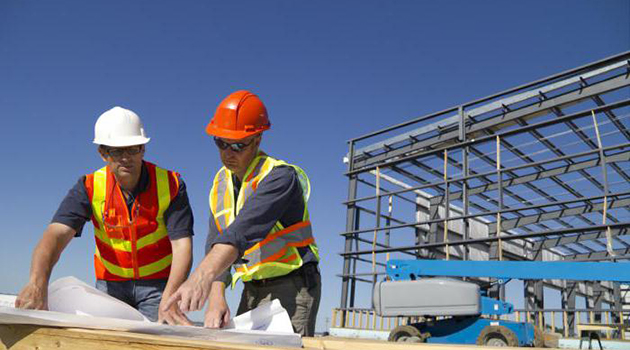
[15,107,194,325]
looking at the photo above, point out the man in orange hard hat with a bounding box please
[15,107,194,325]
[164,90,321,336]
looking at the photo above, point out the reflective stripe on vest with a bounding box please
[88,162,174,280]
[209,153,319,285]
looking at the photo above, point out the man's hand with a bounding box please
[15,282,48,310]
[16,223,76,311]
[162,243,238,314]
[204,282,230,328]
[158,236,193,325]
[158,295,193,325]
[162,268,215,313]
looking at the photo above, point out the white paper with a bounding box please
[48,276,149,322]
[0,307,302,348]
[228,299,294,333]
[0,294,16,308]
[0,277,302,348]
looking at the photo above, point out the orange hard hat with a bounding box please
[205,90,271,139]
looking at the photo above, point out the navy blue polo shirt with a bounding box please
[205,165,317,285]
[52,162,194,239]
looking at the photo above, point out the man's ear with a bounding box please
[98,146,108,162]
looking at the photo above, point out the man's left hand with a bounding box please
[158,296,193,325]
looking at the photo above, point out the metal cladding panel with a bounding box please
[374,278,480,317]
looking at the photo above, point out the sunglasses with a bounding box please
[103,145,143,158]
[214,137,256,153]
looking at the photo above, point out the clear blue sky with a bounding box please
[1,0,628,332]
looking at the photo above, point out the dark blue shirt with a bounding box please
[205,165,317,285]
[52,162,194,239]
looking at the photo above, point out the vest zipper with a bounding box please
[116,184,140,279]
[130,201,139,279]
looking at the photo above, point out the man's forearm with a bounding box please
[163,237,193,297]
[209,280,226,300]
[29,223,75,286]
[196,243,239,283]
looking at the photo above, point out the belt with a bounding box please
[247,262,319,287]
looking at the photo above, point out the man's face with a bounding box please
[215,134,261,177]
[99,145,145,178]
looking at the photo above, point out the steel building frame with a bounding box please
[339,51,630,336]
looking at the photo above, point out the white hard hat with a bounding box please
[93,106,151,147]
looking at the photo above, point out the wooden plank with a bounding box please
[302,336,556,349]
[0,325,560,350]
[0,325,296,350]
[577,323,626,332]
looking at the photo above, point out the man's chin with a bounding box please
[224,163,237,172]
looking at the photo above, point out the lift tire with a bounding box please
[534,326,545,348]
[388,325,426,343]
[476,325,519,347]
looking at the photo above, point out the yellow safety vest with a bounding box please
[209,153,319,285]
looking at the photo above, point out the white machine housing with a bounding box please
[373,278,481,317]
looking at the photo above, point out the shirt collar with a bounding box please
[133,161,150,196]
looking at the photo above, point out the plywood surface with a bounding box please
[0,324,557,350]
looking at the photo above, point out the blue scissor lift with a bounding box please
[373,259,630,347]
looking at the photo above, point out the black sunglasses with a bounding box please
[214,137,255,152]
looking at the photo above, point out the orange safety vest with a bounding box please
[85,162,179,281]
[209,153,319,285]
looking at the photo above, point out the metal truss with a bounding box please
[339,51,630,335]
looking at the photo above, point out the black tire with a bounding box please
[476,325,519,347]
[534,326,545,348]
[388,325,426,343]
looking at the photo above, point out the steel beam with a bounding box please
[351,75,630,170]
[538,228,629,249]
[488,198,630,234]
[431,150,630,203]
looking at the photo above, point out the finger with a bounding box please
[212,314,221,328]
[173,310,193,326]
[174,306,191,323]
[204,313,217,328]
[207,316,219,328]
[188,289,201,312]
[162,292,181,313]
[193,289,209,311]
[20,300,35,310]
[222,310,231,327]
[191,295,202,311]
[158,313,170,324]
[175,305,187,318]
[165,314,176,325]
[179,291,192,313]
[191,288,203,311]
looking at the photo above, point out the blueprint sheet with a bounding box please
[0,277,301,348]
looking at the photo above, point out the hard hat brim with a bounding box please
[205,124,268,140]
[93,136,151,147]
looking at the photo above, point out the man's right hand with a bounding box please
[15,282,48,310]
[16,223,76,310]
[204,281,231,328]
